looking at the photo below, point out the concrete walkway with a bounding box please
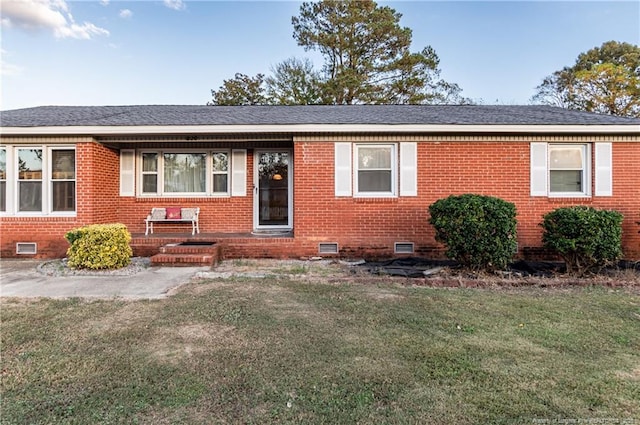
[0,259,210,300]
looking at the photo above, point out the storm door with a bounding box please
[254,151,292,229]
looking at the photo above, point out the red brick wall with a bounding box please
[2,139,638,260]
[292,140,640,260]
[77,142,120,224]
[0,141,120,258]
[116,151,255,235]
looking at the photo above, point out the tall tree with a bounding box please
[209,0,469,105]
[291,0,466,105]
[531,41,640,117]
[265,58,323,105]
[208,73,267,106]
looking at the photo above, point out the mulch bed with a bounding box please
[357,257,640,289]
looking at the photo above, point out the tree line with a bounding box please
[208,0,639,118]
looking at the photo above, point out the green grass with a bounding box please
[1,277,639,424]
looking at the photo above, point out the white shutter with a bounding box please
[231,149,247,196]
[530,143,548,196]
[595,142,612,196]
[334,143,352,197]
[119,149,135,196]
[399,142,417,196]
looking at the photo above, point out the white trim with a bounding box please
[231,149,247,197]
[120,149,136,196]
[2,124,638,136]
[334,143,352,197]
[594,142,613,196]
[354,144,396,197]
[548,144,591,197]
[137,149,215,197]
[1,145,77,216]
[253,150,292,230]
[211,150,231,195]
[0,146,8,215]
[16,242,37,255]
[530,143,548,196]
[138,151,159,196]
[399,142,417,197]
[48,147,76,213]
[16,146,45,214]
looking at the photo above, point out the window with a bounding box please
[137,150,231,196]
[164,153,206,193]
[141,153,158,193]
[18,148,43,212]
[355,144,395,196]
[212,152,229,194]
[334,142,417,198]
[549,145,587,194]
[530,142,612,198]
[0,146,76,215]
[51,149,75,211]
[0,148,6,212]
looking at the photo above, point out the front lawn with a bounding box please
[1,263,638,424]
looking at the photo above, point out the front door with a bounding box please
[254,151,291,230]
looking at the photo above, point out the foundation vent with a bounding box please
[318,242,339,254]
[16,243,37,255]
[394,242,414,254]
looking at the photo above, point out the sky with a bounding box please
[1,0,638,110]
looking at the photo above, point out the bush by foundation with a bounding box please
[428,194,517,271]
[540,206,623,276]
[65,223,133,270]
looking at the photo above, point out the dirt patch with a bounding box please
[196,259,373,283]
[148,323,248,364]
[86,302,155,332]
[616,366,640,381]
[183,258,640,294]
[358,257,640,289]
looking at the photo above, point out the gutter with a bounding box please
[1,123,639,137]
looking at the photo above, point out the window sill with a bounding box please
[547,195,592,203]
[1,213,77,219]
[353,197,399,203]
[135,196,231,203]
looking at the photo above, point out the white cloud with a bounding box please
[0,49,23,77]
[99,0,109,5]
[163,0,185,11]
[119,9,132,19]
[0,0,109,39]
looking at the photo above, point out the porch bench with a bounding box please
[145,207,200,236]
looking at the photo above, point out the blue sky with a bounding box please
[1,0,638,110]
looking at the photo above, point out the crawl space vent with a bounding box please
[318,242,339,254]
[16,243,37,255]
[394,242,414,254]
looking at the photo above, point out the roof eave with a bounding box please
[1,123,639,136]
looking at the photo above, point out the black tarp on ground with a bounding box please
[359,257,640,278]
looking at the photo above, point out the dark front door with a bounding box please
[254,151,291,229]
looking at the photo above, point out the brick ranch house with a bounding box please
[1,105,639,261]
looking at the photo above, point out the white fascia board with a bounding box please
[1,123,639,136]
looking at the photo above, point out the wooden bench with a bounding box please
[145,207,200,236]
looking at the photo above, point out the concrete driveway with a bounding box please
[0,259,210,300]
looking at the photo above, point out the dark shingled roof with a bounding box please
[1,105,639,127]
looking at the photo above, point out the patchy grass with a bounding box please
[1,270,639,424]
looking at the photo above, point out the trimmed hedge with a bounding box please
[428,194,517,271]
[540,206,623,275]
[65,223,132,270]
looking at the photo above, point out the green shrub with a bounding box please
[428,194,517,271]
[540,206,623,275]
[65,223,132,270]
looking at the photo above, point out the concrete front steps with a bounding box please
[150,241,220,267]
